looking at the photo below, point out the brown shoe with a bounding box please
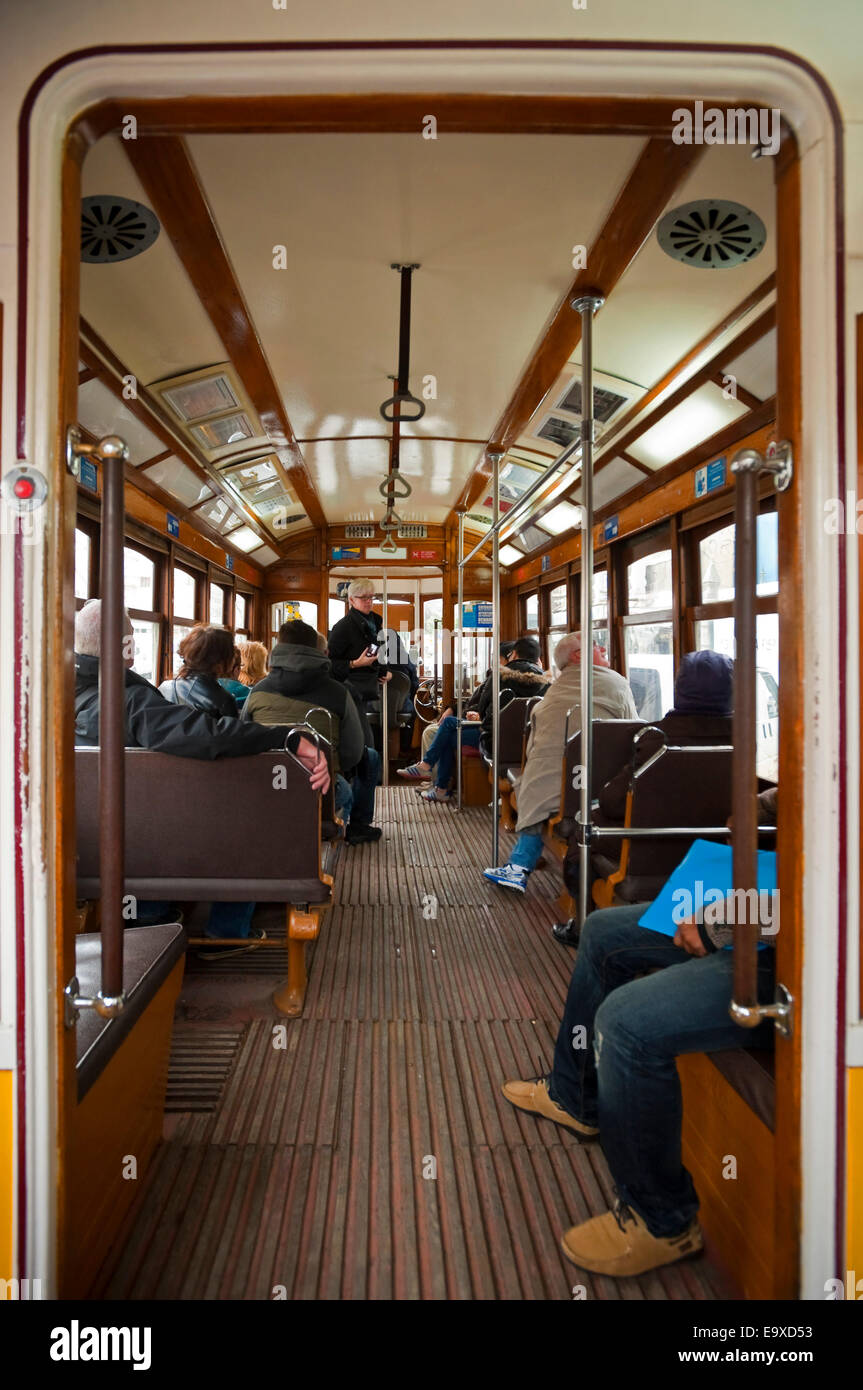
[561,1202,703,1277]
[501,1078,599,1138]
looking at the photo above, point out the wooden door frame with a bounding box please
[15,38,842,1296]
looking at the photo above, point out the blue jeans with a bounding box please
[547,904,775,1237]
[335,746,381,825]
[508,823,545,872]
[425,715,481,789]
[137,899,256,939]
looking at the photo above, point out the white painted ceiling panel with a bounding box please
[624,385,748,471]
[77,377,165,465]
[142,455,214,508]
[723,326,777,402]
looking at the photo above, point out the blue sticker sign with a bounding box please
[331,545,362,561]
[225,553,234,571]
[166,512,180,538]
[541,553,551,572]
[78,458,98,492]
[475,602,493,628]
[695,456,727,499]
[603,516,619,542]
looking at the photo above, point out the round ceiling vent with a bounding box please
[657,199,766,269]
[80,195,160,264]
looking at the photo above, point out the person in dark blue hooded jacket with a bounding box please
[597,650,734,823]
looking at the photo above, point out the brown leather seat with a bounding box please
[591,745,733,903]
[76,747,331,903]
[556,719,645,840]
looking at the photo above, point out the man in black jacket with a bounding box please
[74,600,329,951]
[242,619,382,844]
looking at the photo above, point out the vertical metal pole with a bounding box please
[731,457,760,1009]
[381,572,389,789]
[99,439,130,1003]
[572,294,604,928]
[456,512,465,809]
[491,453,502,868]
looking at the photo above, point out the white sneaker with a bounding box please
[483,864,529,894]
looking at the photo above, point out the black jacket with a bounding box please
[478,661,551,741]
[328,607,385,696]
[597,710,734,822]
[159,672,239,719]
[241,644,365,774]
[75,654,294,760]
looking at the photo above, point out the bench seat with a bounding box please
[75,922,187,1100]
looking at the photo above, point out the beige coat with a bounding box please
[514,661,638,829]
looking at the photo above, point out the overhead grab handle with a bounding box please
[379,264,426,422]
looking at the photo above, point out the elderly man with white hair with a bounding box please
[484,632,638,894]
[74,599,329,955]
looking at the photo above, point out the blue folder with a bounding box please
[638,838,778,942]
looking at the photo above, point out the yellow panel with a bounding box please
[0,1072,13,1282]
[847,1069,863,1275]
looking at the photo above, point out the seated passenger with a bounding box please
[159,624,241,717]
[501,787,778,1277]
[401,638,547,803]
[242,619,382,845]
[218,646,251,709]
[598,649,734,823]
[75,600,328,954]
[419,641,516,763]
[238,640,268,690]
[484,632,637,893]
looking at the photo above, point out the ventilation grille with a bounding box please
[657,200,766,269]
[81,195,160,263]
[557,382,628,424]
[345,524,375,539]
[397,524,427,539]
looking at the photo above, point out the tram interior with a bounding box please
[67,111,784,1300]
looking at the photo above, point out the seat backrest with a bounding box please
[496,697,534,767]
[626,746,733,876]
[561,719,645,818]
[385,669,411,725]
[75,747,328,901]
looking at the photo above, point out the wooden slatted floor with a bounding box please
[94,787,731,1300]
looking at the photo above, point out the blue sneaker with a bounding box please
[483,864,529,894]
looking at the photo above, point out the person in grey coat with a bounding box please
[484,632,637,894]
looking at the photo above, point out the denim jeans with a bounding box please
[508,823,545,871]
[335,746,382,825]
[137,899,256,940]
[425,715,481,789]
[548,903,776,1237]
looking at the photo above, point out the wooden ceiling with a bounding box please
[76,94,778,566]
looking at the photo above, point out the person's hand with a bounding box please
[351,648,377,669]
[295,736,330,793]
[378,671,392,683]
[465,711,480,722]
[673,917,708,957]
[440,706,454,720]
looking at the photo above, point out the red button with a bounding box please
[13,475,35,500]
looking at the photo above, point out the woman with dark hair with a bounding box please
[159,625,240,717]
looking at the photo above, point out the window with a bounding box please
[172,564,198,676]
[592,568,609,656]
[689,504,779,781]
[622,534,675,720]
[548,582,568,633]
[523,592,539,633]
[422,598,442,677]
[124,546,155,611]
[627,549,673,614]
[235,592,249,635]
[75,528,92,601]
[122,544,162,684]
[209,582,225,626]
[131,620,160,685]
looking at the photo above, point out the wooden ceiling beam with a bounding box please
[121,133,326,531]
[618,450,654,478]
[78,325,275,556]
[76,93,701,145]
[451,136,705,522]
